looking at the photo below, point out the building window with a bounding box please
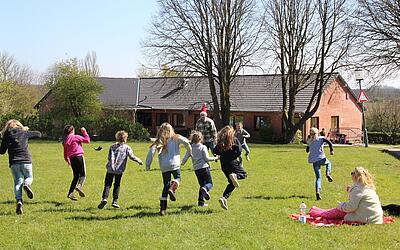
[172,113,185,127]
[136,112,152,127]
[156,113,169,126]
[331,116,339,131]
[254,116,268,131]
[311,117,319,129]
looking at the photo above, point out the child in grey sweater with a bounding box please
[98,131,143,209]
[182,131,218,206]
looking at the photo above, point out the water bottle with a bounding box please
[299,202,307,224]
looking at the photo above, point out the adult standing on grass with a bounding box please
[309,167,383,224]
[195,103,217,151]
[0,119,41,215]
[146,123,192,216]
[97,130,143,209]
[306,127,334,200]
[62,125,90,201]
[213,126,247,210]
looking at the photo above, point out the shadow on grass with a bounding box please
[244,195,311,200]
[65,205,213,221]
[38,207,98,213]
[125,204,153,210]
[0,200,65,206]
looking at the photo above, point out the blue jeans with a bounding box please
[312,158,332,193]
[204,141,215,152]
[195,167,213,205]
[161,169,181,199]
[10,163,33,201]
[242,142,250,155]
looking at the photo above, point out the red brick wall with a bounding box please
[305,79,362,142]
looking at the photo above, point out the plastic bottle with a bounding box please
[299,202,307,224]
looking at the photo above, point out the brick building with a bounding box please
[35,74,362,143]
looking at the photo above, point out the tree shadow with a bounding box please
[0,200,65,206]
[38,207,98,213]
[65,205,213,221]
[244,195,311,200]
[125,204,153,210]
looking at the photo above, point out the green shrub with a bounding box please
[96,116,150,141]
[368,131,400,145]
[0,112,40,132]
[292,130,303,144]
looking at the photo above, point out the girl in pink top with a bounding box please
[62,125,90,201]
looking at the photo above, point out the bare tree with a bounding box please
[145,0,263,127]
[81,51,100,77]
[263,0,355,142]
[0,51,34,84]
[367,100,400,144]
[355,0,400,76]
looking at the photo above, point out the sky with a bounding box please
[0,0,157,78]
[1,0,398,88]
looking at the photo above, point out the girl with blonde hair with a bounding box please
[0,119,41,214]
[306,127,334,200]
[309,167,383,224]
[213,126,247,210]
[146,123,192,216]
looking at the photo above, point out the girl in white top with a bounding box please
[182,131,218,206]
[146,123,192,216]
[310,167,383,224]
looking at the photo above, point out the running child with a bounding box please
[146,123,192,216]
[306,127,334,200]
[182,131,218,207]
[213,125,247,210]
[62,125,90,201]
[0,119,41,214]
[234,122,251,161]
[98,131,143,209]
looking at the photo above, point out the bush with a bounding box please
[368,132,400,145]
[292,130,303,144]
[0,112,40,132]
[96,116,150,141]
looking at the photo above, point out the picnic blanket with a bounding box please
[288,213,395,227]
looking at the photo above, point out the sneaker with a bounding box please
[198,203,209,207]
[168,190,176,202]
[201,187,210,200]
[16,201,23,215]
[75,187,85,197]
[316,193,322,200]
[326,175,334,182]
[245,154,250,161]
[67,193,78,201]
[98,199,107,209]
[219,197,228,210]
[229,173,240,188]
[111,201,120,208]
[23,184,34,199]
[159,209,167,216]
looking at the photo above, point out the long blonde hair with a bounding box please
[153,123,177,153]
[217,125,235,151]
[352,167,376,189]
[308,127,319,143]
[1,119,28,136]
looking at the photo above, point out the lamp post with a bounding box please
[354,69,368,147]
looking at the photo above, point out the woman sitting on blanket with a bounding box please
[310,166,383,224]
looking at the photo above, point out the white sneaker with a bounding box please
[219,197,228,210]
[112,201,120,208]
[245,154,250,161]
[229,173,240,188]
[98,199,107,209]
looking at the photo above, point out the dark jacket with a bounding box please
[0,128,41,166]
[213,138,242,170]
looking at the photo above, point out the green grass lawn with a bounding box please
[0,141,399,249]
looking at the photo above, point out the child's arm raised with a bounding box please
[242,129,251,138]
[322,138,334,154]
[74,127,90,144]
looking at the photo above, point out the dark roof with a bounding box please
[138,74,339,112]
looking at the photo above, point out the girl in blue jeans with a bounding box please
[146,123,192,216]
[306,127,334,200]
[0,119,41,214]
[182,131,218,207]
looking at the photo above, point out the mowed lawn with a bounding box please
[0,141,399,249]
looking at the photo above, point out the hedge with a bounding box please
[367,132,400,145]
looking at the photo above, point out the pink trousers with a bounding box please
[309,206,347,219]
